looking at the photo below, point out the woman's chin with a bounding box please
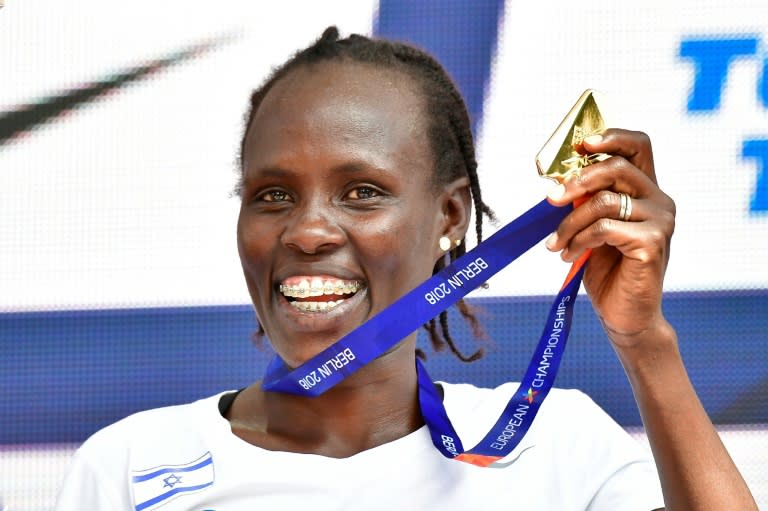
[268,287,370,366]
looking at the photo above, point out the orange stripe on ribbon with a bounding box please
[454,453,503,468]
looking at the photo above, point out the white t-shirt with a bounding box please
[55,383,664,511]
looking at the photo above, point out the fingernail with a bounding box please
[545,232,558,250]
[584,134,603,145]
[547,184,566,201]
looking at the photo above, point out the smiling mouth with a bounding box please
[278,276,364,312]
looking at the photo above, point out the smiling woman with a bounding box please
[237,58,475,370]
[237,28,495,365]
[53,27,757,511]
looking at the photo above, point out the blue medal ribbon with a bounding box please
[262,198,587,467]
[419,260,585,467]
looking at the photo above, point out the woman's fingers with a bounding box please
[582,128,657,182]
[547,153,657,207]
[546,190,675,257]
[550,210,673,263]
[544,128,675,265]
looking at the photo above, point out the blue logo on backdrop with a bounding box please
[679,35,768,213]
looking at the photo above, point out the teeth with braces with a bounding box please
[289,300,344,312]
[279,280,362,298]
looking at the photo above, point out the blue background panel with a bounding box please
[2,290,766,444]
[375,0,505,135]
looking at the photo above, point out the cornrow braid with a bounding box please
[240,26,495,362]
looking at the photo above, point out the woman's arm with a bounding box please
[545,129,757,510]
[613,319,755,510]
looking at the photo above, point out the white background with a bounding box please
[1,0,766,313]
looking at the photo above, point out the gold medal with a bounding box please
[535,89,610,184]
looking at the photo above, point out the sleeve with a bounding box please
[54,444,132,511]
[555,390,665,511]
[586,459,665,511]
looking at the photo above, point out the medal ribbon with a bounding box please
[262,198,588,467]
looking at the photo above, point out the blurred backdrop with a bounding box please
[1,0,766,508]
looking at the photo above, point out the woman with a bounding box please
[56,28,757,510]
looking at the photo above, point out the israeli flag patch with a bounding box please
[131,452,214,511]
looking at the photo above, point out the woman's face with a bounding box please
[238,61,464,368]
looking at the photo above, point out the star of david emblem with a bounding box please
[163,473,183,488]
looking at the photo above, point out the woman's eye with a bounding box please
[260,190,290,202]
[346,186,380,200]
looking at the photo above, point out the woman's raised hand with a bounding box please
[544,128,677,351]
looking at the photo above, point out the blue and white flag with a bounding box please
[131,452,214,511]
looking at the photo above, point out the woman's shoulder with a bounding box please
[57,393,231,510]
[77,391,231,458]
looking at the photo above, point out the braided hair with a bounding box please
[240,26,496,362]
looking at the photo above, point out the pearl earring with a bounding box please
[439,237,461,251]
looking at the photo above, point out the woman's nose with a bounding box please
[280,202,345,254]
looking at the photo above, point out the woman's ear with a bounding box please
[434,176,471,260]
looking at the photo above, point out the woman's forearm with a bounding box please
[613,321,757,510]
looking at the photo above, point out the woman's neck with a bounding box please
[227,343,423,458]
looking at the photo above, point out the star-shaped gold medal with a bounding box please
[535,89,610,184]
